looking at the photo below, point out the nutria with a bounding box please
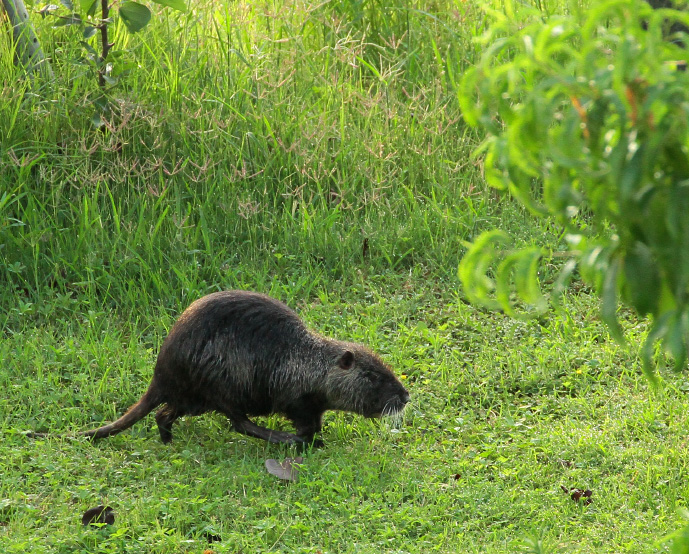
[30,290,409,446]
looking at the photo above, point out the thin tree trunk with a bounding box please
[98,0,112,88]
[1,0,54,78]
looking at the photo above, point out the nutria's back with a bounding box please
[161,291,313,386]
[154,291,325,419]
[32,290,410,447]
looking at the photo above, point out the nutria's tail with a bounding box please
[27,387,162,441]
[80,387,161,439]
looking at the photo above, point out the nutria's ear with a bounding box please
[338,350,355,370]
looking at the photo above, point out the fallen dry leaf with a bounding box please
[265,456,304,482]
[561,486,593,505]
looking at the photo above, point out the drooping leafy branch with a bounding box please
[458,0,689,378]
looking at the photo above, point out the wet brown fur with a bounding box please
[31,291,409,446]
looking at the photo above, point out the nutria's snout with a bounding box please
[393,390,410,410]
[392,390,410,415]
[389,389,411,414]
[367,389,410,418]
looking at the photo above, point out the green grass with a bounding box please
[2,0,689,552]
[5,285,689,553]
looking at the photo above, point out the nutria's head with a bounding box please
[324,343,410,417]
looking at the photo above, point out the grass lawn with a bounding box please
[2,0,689,552]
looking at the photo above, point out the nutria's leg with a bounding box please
[229,415,307,445]
[283,402,325,447]
[155,405,183,444]
[293,415,325,448]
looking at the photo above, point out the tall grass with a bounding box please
[1,0,502,324]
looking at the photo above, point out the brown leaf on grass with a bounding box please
[561,486,593,505]
[82,505,115,526]
[265,457,304,482]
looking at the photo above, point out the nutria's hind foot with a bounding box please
[155,405,182,444]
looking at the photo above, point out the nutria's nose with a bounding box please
[401,391,410,405]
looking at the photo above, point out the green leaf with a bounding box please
[457,66,480,128]
[102,74,119,85]
[119,1,151,33]
[458,230,511,311]
[600,256,625,344]
[619,143,645,202]
[150,0,187,11]
[83,26,97,39]
[111,60,137,77]
[59,0,74,10]
[91,111,104,128]
[494,247,546,318]
[622,241,660,317]
[484,149,509,191]
[641,312,672,385]
[514,247,547,311]
[666,180,689,242]
[79,0,96,12]
[551,258,577,307]
[495,253,520,317]
[665,311,688,372]
[79,40,98,57]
